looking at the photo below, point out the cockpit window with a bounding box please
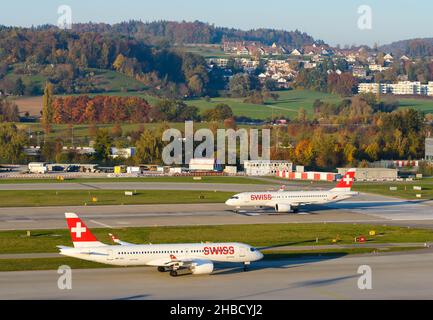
[250,247,257,252]
[230,196,239,199]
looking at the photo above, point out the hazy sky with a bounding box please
[1,0,432,46]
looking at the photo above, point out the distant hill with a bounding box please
[379,38,433,57]
[70,20,322,48]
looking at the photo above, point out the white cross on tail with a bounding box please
[343,175,353,185]
[71,222,86,238]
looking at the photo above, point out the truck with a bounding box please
[28,162,48,174]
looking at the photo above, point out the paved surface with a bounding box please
[0,193,432,230]
[2,250,433,299]
[0,193,433,231]
[0,182,277,192]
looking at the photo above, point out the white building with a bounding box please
[358,81,433,96]
[189,158,220,171]
[110,147,136,159]
[338,168,398,181]
[358,83,381,94]
[243,160,292,176]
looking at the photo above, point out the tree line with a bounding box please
[0,28,211,97]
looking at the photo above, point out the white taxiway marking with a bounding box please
[89,220,113,228]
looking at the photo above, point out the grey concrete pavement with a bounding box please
[2,250,433,299]
[0,182,276,192]
[1,192,433,230]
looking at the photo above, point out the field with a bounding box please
[0,190,234,207]
[354,179,433,200]
[12,87,433,128]
[398,97,433,114]
[178,45,229,58]
[186,89,340,120]
[1,223,433,254]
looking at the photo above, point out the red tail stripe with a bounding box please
[334,171,355,189]
[66,217,98,242]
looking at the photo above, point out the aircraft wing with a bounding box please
[146,256,208,268]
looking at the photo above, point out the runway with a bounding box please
[2,249,433,299]
[1,193,433,230]
[0,182,276,192]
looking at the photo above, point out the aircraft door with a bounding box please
[107,249,114,261]
[239,246,247,258]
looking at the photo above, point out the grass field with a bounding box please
[1,224,432,254]
[178,45,229,58]
[0,190,234,207]
[354,179,433,200]
[186,89,340,120]
[0,176,271,185]
[398,97,433,114]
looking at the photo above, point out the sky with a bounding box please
[1,0,432,46]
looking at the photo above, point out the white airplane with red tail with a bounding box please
[225,168,358,213]
[58,213,263,277]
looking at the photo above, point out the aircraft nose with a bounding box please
[257,251,264,260]
[225,199,232,206]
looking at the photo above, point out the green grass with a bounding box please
[85,68,147,92]
[397,97,433,114]
[354,180,433,200]
[0,190,234,207]
[0,176,271,185]
[186,89,340,120]
[1,224,432,254]
[16,121,216,140]
[178,45,229,58]
[0,247,421,272]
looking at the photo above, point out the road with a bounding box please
[2,249,433,299]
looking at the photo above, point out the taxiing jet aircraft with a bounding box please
[225,169,358,213]
[58,213,263,277]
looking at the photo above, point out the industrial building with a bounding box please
[189,158,222,172]
[338,168,398,181]
[243,160,292,176]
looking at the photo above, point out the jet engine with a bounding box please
[190,260,214,275]
[275,204,292,213]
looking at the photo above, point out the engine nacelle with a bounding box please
[275,204,292,213]
[190,260,214,275]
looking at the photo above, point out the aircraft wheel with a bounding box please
[170,270,178,277]
[157,266,166,273]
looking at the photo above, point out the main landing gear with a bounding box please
[243,262,251,272]
[157,266,168,273]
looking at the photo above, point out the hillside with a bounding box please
[71,20,322,47]
[379,38,433,57]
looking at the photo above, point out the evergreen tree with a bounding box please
[41,82,54,134]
